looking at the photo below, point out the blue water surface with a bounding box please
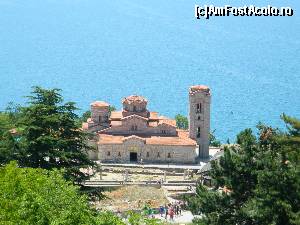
[0,0,299,141]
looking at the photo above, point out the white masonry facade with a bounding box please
[82,85,211,164]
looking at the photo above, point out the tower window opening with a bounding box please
[99,115,102,122]
[197,127,201,138]
[107,151,111,156]
[198,116,201,120]
[146,152,149,157]
[161,130,166,134]
[133,106,137,112]
[196,103,202,113]
[167,153,171,158]
[157,152,160,158]
[118,152,121,157]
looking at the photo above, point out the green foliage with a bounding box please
[109,105,116,113]
[0,111,20,165]
[0,161,99,225]
[0,131,19,165]
[126,211,164,225]
[16,86,95,182]
[76,110,92,127]
[175,114,188,130]
[189,115,300,225]
[209,130,221,147]
[96,211,125,225]
[0,112,13,135]
[5,101,22,125]
[0,162,165,225]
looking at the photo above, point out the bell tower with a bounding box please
[90,101,110,127]
[189,85,211,158]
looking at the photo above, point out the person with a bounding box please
[165,204,168,219]
[159,205,164,217]
[175,203,179,215]
[179,203,182,215]
[169,207,174,221]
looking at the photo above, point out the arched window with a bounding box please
[107,151,110,156]
[157,152,160,158]
[167,153,171,158]
[146,152,150,157]
[118,152,121,157]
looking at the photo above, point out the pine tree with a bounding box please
[189,115,300,225]
[18,86,95,182]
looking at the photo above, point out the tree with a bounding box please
[188,115,300,225]
[247,115,300,225]
[0,112,13,135]
[0,131,18,165]
[210,130,221,147]
[17,86,95,182]
[5,101,22,126]
[0,162,166,225]
[0,112,19,165]
[175,114,188,130]
[0,161,99,225]
[109,105,116,113]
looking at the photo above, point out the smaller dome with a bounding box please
[90,101,109,107]
[122,95,147,105]
[189,85,210,94]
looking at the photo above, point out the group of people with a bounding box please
[159,201,185,221]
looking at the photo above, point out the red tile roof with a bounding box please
[98,131,196,146]
[122,95,148,104]
[91,101,110,107]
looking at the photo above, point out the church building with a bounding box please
[82,85,211,164]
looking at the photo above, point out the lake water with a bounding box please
[0,0,299,141]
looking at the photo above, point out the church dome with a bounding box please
[122,95,147,112]
[122,95,147,104]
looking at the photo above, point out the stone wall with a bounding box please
[97,142,197,164]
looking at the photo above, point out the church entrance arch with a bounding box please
[130,152,138,162]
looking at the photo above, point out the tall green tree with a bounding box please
[189,115,300,225]
[246,115,300,225]
[18,86,95,182]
